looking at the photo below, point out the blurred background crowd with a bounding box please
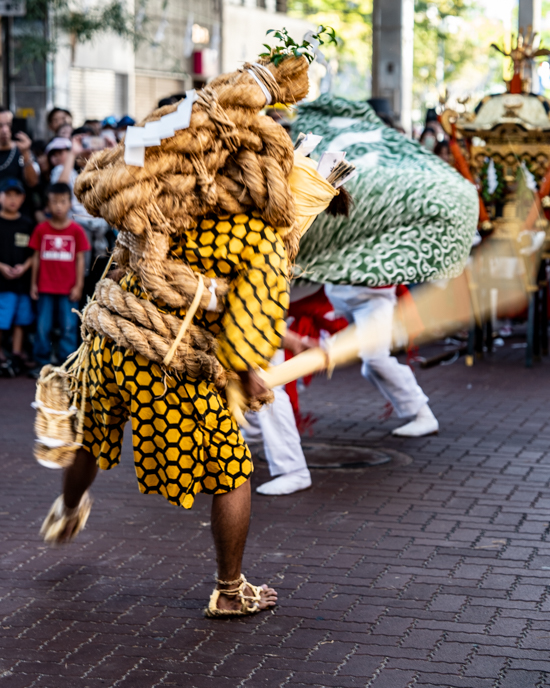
[0,106,135,379]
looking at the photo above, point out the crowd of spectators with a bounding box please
[0,106,135,378]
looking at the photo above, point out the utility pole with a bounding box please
[518,0,542,93]
[518,0,541,33]
[2,15,11,109]
[371,0,414,135]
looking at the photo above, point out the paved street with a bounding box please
[2,344,550,687]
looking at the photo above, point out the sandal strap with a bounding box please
[216,575,261,610]
[239,582,262,606]
[205,576,269,617]
[216,573,244,586]
[217,588,241,597]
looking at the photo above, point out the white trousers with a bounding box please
[325,285,428,418]
[242,350,308,477]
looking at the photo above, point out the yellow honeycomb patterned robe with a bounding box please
[82,212,289,509]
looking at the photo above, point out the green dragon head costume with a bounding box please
[293,95,479,286]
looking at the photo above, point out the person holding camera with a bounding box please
[49,130,113,281]
[0,107,39,213]
[0,107,38,188]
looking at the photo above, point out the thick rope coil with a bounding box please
[113,231,230,311]
[83,303,213,379]
[241,63,283,105]
[93,279,217,352]
[192,154,218,207]
[82,289,227,389]
[196,86,241,152]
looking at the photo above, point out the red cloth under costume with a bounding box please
[285,287,348,428]
[285,285,425,428]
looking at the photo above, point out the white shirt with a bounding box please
[50,165,92,223]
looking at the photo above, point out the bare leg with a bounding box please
[211,480,277,611]
[12,325,23,355]
[64,448,98,508]
[58,448,98,541]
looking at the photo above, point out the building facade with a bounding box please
[54,0,222,128]
[3,0,310,138]
[222,0,312,73]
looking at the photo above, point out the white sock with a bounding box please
[416,404,436,421]
[392,404,439,437]
[256,468,312,496]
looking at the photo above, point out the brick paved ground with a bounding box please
[2,343,550,687]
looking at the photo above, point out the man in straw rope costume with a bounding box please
[35,31,345,618]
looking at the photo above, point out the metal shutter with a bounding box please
[134,74,185,121]
[69,68,117,125]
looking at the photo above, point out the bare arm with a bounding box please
[281,330,319,356]
[57,151,76,185]
[15,133,39,188]
[10,255,33,278]
[58,136,84,185]
[30,251,39,300]
[69,252,85,302]
[0,262,14,279]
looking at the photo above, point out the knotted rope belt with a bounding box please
[82,278,228,389]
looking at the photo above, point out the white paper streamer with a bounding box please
[295,133,323,157]
[521,160,537,192]
[124,90,198,167]
[487,159,498,195]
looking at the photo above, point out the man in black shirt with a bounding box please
[0,178,35,374]
[0,107,39,214]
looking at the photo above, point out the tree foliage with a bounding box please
[289,0,478,114]
[414,1,477,110]
[15,0,143,66]
[288,0,373,99]
[414,1,476,81]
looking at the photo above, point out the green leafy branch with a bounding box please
[259,25,337,66]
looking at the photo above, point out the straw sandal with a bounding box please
[40,492,93,545]
[204,574,270,618]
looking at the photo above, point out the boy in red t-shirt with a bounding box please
[29,182,90,371]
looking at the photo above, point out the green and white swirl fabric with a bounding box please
[294,96,479,286]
